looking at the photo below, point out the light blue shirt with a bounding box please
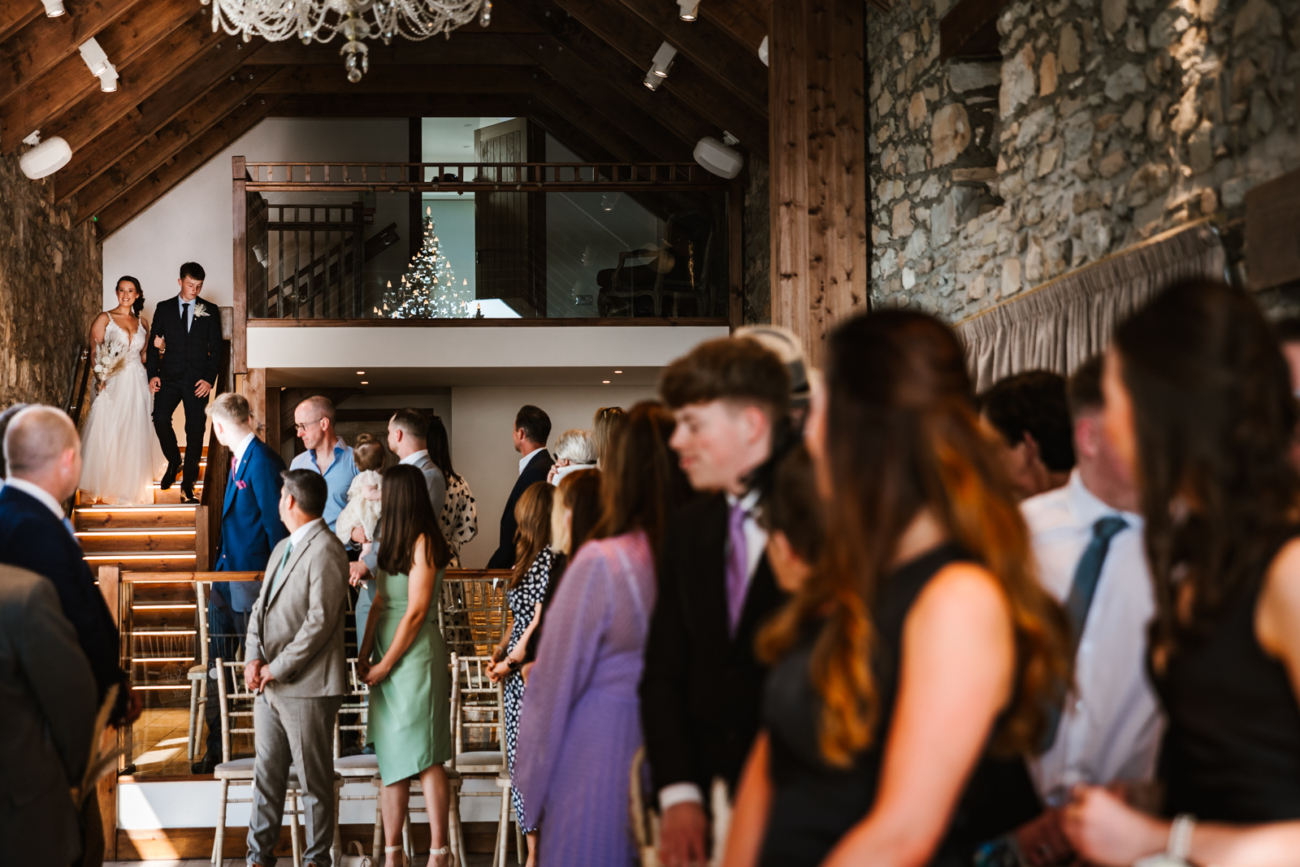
[289,439,357,531]
[177,294,195,331]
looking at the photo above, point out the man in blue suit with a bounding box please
[195,392,288,772]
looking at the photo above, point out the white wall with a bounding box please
[451,384,656,568]
[102,118,408,312]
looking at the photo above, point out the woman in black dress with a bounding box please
[1063,281,1300,866]
[725,310,1072,867]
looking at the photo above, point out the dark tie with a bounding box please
[1042,515,1128,749]
[183,301,191,332]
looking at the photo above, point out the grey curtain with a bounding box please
[956,221,1227,392]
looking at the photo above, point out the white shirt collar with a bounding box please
[400,449,429,467]
[519,446,546,476]
[289,517,322,547]
[232,431,257,466]
[6,477,66,520]
[1065,469,1142,529]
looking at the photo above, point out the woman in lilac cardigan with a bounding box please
[515,402,691,866]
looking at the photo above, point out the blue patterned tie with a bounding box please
[1042,515,1128,749]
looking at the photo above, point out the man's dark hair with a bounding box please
[980,370,1076,472]
[0,403,29,477]
[515,405,551,446]
[179,261,206,282]
[759,444,823,565]
[1274,317,1300,345]
[1067,356,1105,419]
[280,469,327,518]
[659,337,791,419]
[391,408,429,442]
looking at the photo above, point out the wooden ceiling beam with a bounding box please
[0,1,42,46]
[602,0,768,116]
[45,12,223,156]
[56,52,273,204]
[244,34,537,66]
[256,64,539,93]
[509,36,700,156]
[269,93,534,117]
[0,0,204,153]
[530,0,768,157]
[0,0,150,105]
[92,94,285,238]
[701,0,769,52]
[527,78,660,162]
[75,74,282,223]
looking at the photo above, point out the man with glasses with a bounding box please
[288,396,358,533]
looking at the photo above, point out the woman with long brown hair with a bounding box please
[515,402,691,866]
[358,463,456,867]
[488,481,556,867]
[725,310,1071,867]
[1063,281,1300,866]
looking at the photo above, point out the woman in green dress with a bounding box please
[359,463,454,867]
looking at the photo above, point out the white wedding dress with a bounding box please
[79,317,168,505]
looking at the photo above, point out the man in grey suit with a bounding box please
[244,469,349,867]
[0,564,98,867]
[349,408,447,645]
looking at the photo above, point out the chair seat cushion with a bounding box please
[454,750,504,773]
[214,758,342,783]
[188,665,206,680]
[334,754,380,776]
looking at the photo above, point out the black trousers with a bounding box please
[152,378,207,492]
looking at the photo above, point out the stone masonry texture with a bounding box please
[0,151,103,409]
[870,0,1300,319]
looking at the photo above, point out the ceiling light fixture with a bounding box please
[360,380,369,385]
[614,370,623,374]
[651,42,677,77]
[79,39,111,76]
[41,0,65,17]
[18,131,72,179]
[97,62,119,92]
[643,71,663,91]
[758,35,769,66]
[203,0,491,83]
[356,370,365,374]
[677,0,700,20]
[602,380,611,384]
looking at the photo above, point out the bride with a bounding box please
[79,276,168,505]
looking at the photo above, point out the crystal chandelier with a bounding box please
[203,0,493,82]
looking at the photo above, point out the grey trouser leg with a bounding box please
[247,690,344,867]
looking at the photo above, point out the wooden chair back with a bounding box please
[214,657,255,764]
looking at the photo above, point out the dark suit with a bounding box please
[486,449,554,569]
[639,493,787,798]
[204,434,289,761]
[146,295,223,493]
[0,565,98,867]
[0,484,130,723]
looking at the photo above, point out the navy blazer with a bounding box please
[145,296,222,387]
[486,449,554,569]
[215,436,288,613]
[0,485,130,722]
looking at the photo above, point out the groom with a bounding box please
[148,262,223,503]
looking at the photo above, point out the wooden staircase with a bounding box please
[76,448,208,703]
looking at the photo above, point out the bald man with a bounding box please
[0,406,134,725]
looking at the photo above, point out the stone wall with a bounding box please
[869,0,1300,318]
[0,152,103,408]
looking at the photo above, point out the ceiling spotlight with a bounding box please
[18,131,72,180]
[614,370,623,374]
[602,380,611,384]
[356,370,365,374]
[651,42,677,77]
[41,0,65,17]
[98,62,119,93]
[758,35,769,67]
[677,0,699,20]
[79,38,111,77]
[360,380,369,385]
[644,70,662,90]
[694,135,744,179]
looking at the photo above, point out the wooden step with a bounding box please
[132,602,199,630]
[153,484,204,505]
[74,505,197,531]
[77,529,194,553]
[83,552,197,571]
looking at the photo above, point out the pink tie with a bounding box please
[231,455,238,474]
[725,503,748,636]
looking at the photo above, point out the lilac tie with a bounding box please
[725,503,749,636]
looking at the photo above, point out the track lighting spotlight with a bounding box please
[79,39,111,76]
[651,42,677,77]
[98,62,119,92]
[644,70,663,90]
[41,0,65,17]
[677,0,699,21]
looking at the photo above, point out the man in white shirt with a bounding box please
[1013,356,1163,866]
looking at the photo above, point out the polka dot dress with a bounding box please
[440,473,478,567]
[504,547,556,834]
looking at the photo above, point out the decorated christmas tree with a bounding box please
[374,208,470,318]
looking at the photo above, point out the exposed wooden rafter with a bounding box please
[54,39,267,202]
[0,0,202,153]
[0,1,43,47]
[92,94,286,238]
[701,0,769,52]
[0,0,150,105]
[245,34,538,66]
[67,67,279,213]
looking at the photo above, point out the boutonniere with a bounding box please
[235,479,248,490]
[192,303,211,319]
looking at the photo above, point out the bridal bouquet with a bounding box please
[92,339,128,390]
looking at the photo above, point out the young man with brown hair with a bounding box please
[640,336,791,867]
